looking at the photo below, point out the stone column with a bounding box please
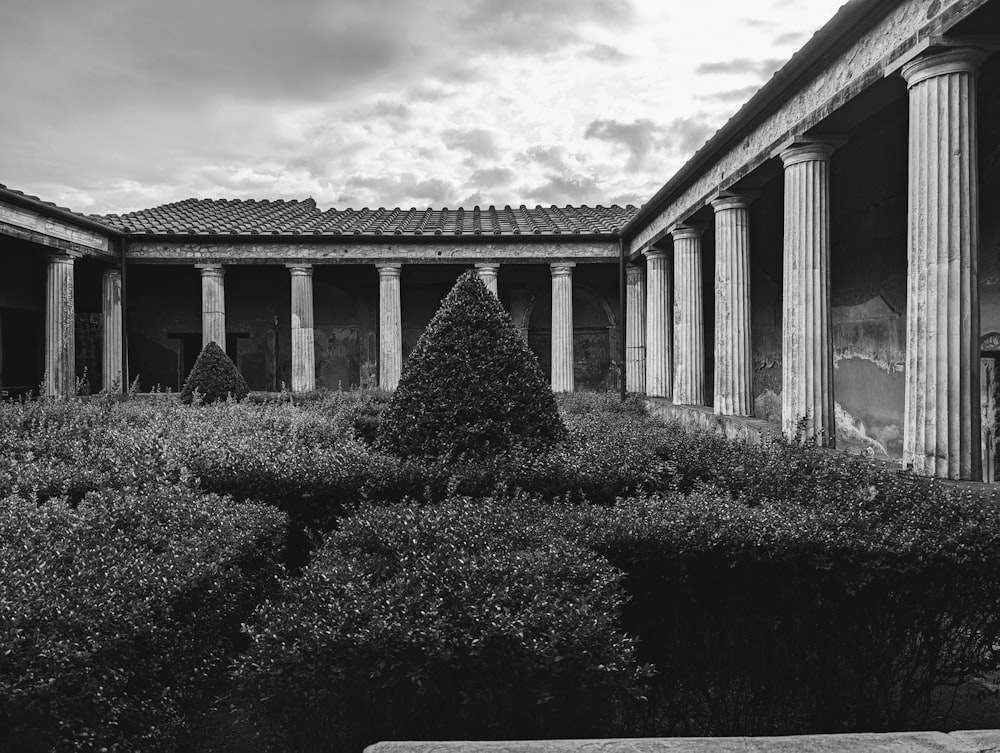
[645,249,671,398]
[102,268,123,393]
[377,263,403,390]
[45,254,75,397]
[901,48,985,479]
[475,263,500,297]
[779,142,837,446]
[197,264,226,351]
[672,225,706,406]
[550,262,575,392]
[625,264,646,394]
[288,264,316,393]
[711,193,755,416]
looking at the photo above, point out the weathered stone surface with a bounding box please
[901,47,985,481]
[126,239,620,264]
[550,263,575,392]
[197,264,226,350]
[712,194,754,416]
[365,729,1000,753]
[625,264,645,393]
[672,225,705,406]
[287,264,316,392]
[0,198,112,255]
[779,142,836,446]
[45,253,75,397]
[101,268,123,393]
[644,249,671,398]
[377,263,402,390]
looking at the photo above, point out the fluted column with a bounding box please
[102,268,123,393]
[645,249,671,398]
[550,262,575,392]
[672,225,705,405]
[45,254,75,397]
[197,264,226,351]
[475,263,500,297]
[288,264,316,393]
[779,142,837,445]
[712,193,755,416]
[625,264,646,394]
[901,48,985,480]
[377,263,403,390]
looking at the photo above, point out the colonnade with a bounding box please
[624,45,987,480]
[186,260,582,393]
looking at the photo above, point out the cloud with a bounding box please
[773,31,807,46]
[441,128,500,159]
[457,0,633,53]
[584,118,661,166]
[523,174,603,206]
[340,173,458,208]
[663,117,716,156]
[584,44,629,63]
[695,57,786,78]
[470,167,516,187]
[699,84,762,104]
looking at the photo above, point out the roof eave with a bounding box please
[0,185,124,238]
[620,0,899,242]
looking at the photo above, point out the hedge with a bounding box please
[0,486,286,751]
[235,496,648,751]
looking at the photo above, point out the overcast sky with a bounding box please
[0,0,847,216]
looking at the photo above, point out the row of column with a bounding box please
[188,260,579,394]
[625,45,985,480]
[44,254,123,397]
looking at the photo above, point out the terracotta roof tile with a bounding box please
[96,198,639,237]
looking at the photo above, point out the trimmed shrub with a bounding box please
[0,486,286,751]
[377,270,566,460]
[557,488,1000,735]
[235,496,648,751]
[181,341,249,404]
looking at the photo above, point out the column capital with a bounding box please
[196,263,225,276]
[48,252,78,265]
[670,223,707,241]
[901,46,986,88]
[775,137,845,167]
[550,262,576,276]
[102,267,122,280]
[376,263,402,279]
[710,190,759,212]
[625,263,645,281]
[286,263,314,276]
[644,247,668,261]
[474,262,500,271]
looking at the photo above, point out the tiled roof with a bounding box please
[95,198,639,237]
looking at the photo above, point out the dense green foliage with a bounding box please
[235,496,647,751]
[378,270,566,459]
[181,341,249,404]
[0,485,285,751]
[2,391,1000,747]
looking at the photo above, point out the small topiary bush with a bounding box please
[181,341,249,404]
[377,270,566,460]
[235,495,648,752]
[0,486,286,751]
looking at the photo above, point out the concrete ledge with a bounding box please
[365,730,1000,753]
[644,398,781,446]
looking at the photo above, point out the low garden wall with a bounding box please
[366,730,1000,753]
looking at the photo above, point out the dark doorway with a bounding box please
[1,308,44,399]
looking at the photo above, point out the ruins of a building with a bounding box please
[3,0,1000,481]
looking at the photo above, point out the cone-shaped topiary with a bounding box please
[378,269,566,459]
[180,341,249,404]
